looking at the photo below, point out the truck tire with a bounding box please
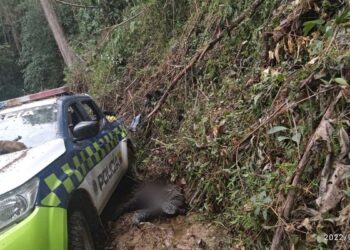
[68,211,96,250]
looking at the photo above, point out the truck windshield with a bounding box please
[0,104,58,148]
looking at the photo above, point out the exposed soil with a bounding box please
[106,213,229,250]
[101,178,230,250]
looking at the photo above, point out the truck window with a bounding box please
[0,104,58,148]
[67,104,83,134]
[81,101,101,121]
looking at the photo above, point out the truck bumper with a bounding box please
[0,207,67,250]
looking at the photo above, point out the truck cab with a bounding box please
[0,87,133,250]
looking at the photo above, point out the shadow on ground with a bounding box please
[101,176,139,224]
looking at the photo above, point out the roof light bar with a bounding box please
[0,86,71,110]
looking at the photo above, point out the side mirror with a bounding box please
[73,121,99,141]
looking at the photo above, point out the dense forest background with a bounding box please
[0,0,135,101]
[1,0,350,249]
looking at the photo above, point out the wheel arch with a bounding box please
[67,188,106,249]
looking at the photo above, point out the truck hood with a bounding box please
[0,139,66,195]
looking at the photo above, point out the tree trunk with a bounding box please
[39,0,78,67]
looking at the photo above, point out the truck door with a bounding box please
[70,99,123,213]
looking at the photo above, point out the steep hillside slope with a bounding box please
[68,0,350,248]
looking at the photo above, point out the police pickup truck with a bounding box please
[0,87,134,250]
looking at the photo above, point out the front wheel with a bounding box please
[68,211,96,250]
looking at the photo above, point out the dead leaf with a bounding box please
[336,203,350,226]
[316,161,350,213]
[301,218,312,231]
[274,43,281,63]
[315,119,334,142]
[338,127,350,160]
[212,119,226,138]
[263,163,272,172]
[314,69,327,80]
[243,203,253,212]
[292,206,320,218]
[271,68,281,77]
[262,67,271,78]
[285,224,295,233]
[307,57,319,65]
[271,30,284,42]
[319,154,332,198]
[292,0,300,6]
[234,241,246,250]
[287,35,294,54]
[306,233,316,243]
[212,127,220,138]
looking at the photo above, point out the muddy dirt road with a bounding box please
[106,213,228,250]
[101,178,229,250]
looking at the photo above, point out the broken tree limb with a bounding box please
[317,161,350,213]
[271,91,343,250]
[54,0,97,8]
[146,0,265,120]
[318,153,333,198]
[316,128,350,213]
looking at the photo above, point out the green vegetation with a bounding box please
[0,0,66,100]
[20,0,65,92]
[0,44,23,100]
[1,0,350,248]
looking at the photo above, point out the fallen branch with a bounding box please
[146,0,265,120]
[54,0,97,8]
[271,91,343,250]
[99,11,144,33]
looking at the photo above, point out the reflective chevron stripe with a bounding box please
[40,127,127,207]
